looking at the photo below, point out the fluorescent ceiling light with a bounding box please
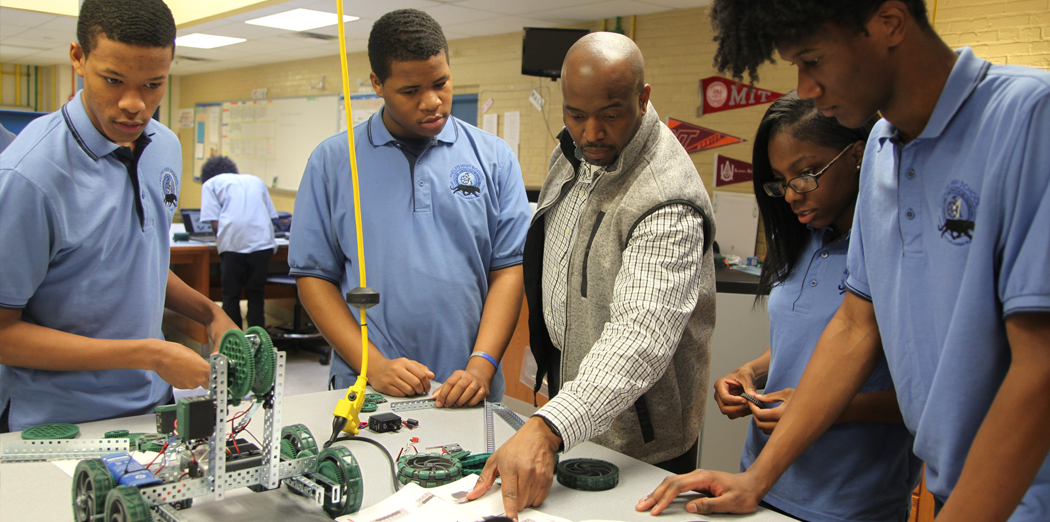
[245,8,359,32]
[175,34,247,49]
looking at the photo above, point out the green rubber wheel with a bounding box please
[397,453,463,488]
[246,326,277,395]
[22,423,79,440]
[555,458,619,491]
[458,452,491,475]
[72,459,114,522]
[279,439,297,460]
[104,486,152,522]
[280,424,318,458]
[360,401,378,413]
[103,430,129,439]
[364,393,385,404]
[219,329,255,400]
[315,446,363,517]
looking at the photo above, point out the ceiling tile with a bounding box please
[0,25,31,39]
[422,4,503,26]
[0,7,58,28]
[639,0,712,8]
[444,15,557,38]
[0,44,41,62]
[539,1,668,21]
[34,14,77,34]
[455,0,598,16]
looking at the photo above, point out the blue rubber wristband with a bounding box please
[470,351,498,369]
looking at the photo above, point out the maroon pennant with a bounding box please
[715,154,754,187]
[698,76,784,116]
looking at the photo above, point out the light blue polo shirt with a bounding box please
[0,91,180,432]
[289,110,531,399]
[742,227,921,522]
[846,48,1050,519]
[200,173,278,255]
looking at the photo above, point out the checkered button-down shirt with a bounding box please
[539,163,705,451]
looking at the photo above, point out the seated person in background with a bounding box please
[199,155,279,329]
[469,32,716,518]
[288,9,531,407]
[0,0,236,433]
[640,1,1050,519]
[0,122,16,153]
[713,92,920,522]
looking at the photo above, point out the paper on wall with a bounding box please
[482,113,498,135]
[502,111,520,144]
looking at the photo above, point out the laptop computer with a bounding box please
[180,208,216,242]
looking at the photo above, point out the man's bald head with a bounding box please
[562,32,646,98]
[560,32,651,166]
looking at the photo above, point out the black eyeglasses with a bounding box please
[763,142,856,198]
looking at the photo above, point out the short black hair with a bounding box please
[200,155,238,184]
[368,9,449,83]
[752,91,876,298]
[709,0,930,83]
[77,0,176,56]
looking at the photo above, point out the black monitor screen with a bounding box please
[521,28,590,79]
[181,208,213,234]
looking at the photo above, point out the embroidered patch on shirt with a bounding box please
[449,164,483,199]
[161,168,178,208]
[938,180,978,245]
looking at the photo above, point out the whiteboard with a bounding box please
[217,95,340,191]
[712,191,759,257]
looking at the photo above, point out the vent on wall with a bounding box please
[174,55,214,63]
[291,32,338,41]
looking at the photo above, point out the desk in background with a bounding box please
[168,223,292,348]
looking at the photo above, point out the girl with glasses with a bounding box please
[711,92,922,522]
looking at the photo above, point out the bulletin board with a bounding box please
[192,94,385,192]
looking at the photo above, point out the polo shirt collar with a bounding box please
[366,108,458,147]
[61,90,120,161]
[876,47,990,150]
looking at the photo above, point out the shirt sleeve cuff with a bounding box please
[287,266,340,286]
[1002,294,1050,319]
[536,392,594,452]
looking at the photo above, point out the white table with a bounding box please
[0,388,790,522]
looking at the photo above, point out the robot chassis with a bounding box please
[1,327,363,522]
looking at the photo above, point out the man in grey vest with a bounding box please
[469,31,716,518]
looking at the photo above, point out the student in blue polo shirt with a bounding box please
[640,1,1050,520]
[0,0,237,433]
[289,9,530,408]
[200,155,279,329]
[713,92,920,522]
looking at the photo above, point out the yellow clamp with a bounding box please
[332,375,369,436]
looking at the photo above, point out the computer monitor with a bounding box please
[521,27,590,79]
[180,208,213,234]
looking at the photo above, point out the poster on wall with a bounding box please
[698,76,784,116]
[715,154,754,187]
[667,118,745,153]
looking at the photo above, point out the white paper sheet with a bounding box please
[502,111,520,144]
[482,113,498,135]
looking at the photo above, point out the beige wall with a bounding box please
[174,1,1050,252]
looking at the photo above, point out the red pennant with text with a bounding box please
[714,154,754,187]
[698,76,784,115]
[667,118,746,153]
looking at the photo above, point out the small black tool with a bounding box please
[741,392,768,409]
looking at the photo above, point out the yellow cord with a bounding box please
[331,0,369,436]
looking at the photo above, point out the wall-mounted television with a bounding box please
[521,27,590,79]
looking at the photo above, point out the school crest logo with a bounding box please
[161,169,179,209]
[938,180,978,245]
[449,164,483,200]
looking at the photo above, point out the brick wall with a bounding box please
[175,1,1049,256]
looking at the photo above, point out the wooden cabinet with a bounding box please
[909,467,936,522]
